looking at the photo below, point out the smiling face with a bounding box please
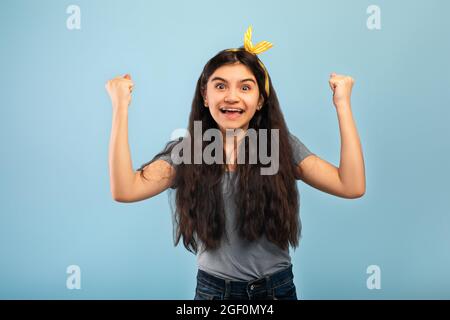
[203,62,264,135]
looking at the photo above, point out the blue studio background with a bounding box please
[0,0,449,299]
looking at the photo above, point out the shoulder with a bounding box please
[287,131,315,165]
[137,137,183,172]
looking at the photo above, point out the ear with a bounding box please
[258,95,265,109]
[201,88,208,106]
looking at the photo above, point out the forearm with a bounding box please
[336,104,366,196]
[109,107,135,199]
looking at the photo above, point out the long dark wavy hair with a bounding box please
[140,48,301,254]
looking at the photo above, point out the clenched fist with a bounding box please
[328,73,354,109]
[105,74,134,111]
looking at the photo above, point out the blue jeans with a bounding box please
[194,264,298,300]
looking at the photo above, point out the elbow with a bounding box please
[112,194,136,203]
[340,178,366,199]
[352,191,365,199]
[112,193,127,203]
[111,188,131,203]
[345,188,365,199]
[112,195,127,203]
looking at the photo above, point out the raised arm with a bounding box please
[296,73,365,199]
[106,74,175,202]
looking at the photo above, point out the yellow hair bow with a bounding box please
[243,25,273,54]
[226,25,273,97]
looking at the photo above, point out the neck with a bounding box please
[219,124,249,146]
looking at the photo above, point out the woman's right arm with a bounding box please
[106,74,175,203]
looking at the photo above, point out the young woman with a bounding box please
[106,26,366,300]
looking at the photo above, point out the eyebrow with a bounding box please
[210,77,256,84]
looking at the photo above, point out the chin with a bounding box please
[220,121,247,131]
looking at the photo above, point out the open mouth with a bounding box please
[219,107,245,115]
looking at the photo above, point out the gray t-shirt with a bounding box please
[138,132,314,281]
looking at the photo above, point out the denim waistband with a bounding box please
[196,264,294,295]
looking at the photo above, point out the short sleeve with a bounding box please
[136,139,180,172]
[288,132,315,165]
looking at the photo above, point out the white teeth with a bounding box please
[220,107,244,112]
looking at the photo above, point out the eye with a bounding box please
[215,83,225,89]
[242,85,251,91]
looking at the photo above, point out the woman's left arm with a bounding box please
[296,73,366,199]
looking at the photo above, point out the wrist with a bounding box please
[113,105,129,116]
[335,102,352,112]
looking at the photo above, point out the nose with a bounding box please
[224,88,240,103]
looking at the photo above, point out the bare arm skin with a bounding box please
[106,74,175,203]
[295,74,366,199]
